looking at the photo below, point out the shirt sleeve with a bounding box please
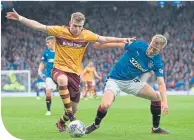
[85,30,99,42]
[153,58,164,77]
[46,26,64,37]
[124,41,138,51]
[124,40,148,51]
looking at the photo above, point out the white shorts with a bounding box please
[46,77,57,90]
[36,82,46,90]
[104,77,146,97]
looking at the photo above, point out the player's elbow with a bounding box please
[93,45,100,49]
[97,36,108,44]
[93,43,102,49]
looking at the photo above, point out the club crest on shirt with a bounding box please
[148,61,154,68]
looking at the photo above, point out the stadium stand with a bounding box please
[1,1,194,91]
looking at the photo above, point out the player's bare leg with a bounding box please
[90,86,99,99]
[86,89,114,134]
[82,87,88,100]
[45,89,52,115]
[137,84,170,134]
[88,87,94,99]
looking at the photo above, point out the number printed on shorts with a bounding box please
[104,77,109,87]
[103,77,109,93]
[133,78,140,83]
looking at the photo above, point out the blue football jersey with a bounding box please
[109,40,164,80]
[41,48,55,78]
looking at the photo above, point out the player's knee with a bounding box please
[101,103,111,110]
[46,89,52,96]
[57,75,68,85]
[101,90,114,110]
[152,92,161,101]
[101,99,112,110]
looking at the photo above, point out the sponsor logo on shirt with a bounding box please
[130,57,147,72]
[56,37,88,48]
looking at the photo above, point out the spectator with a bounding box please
[1,1,194,91]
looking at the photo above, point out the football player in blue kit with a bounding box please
[38,36,57,116]
[86,34,169,134]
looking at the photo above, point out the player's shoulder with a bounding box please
[92,66,96,70]
[43,48,53,55]
[51,25,71,35]
[42,49,47,54]
[130,40,148,47]
[154,54,163,64]
[49,25,66,30]
[84,66,88,70]
[81,28,96,36]
[155,54,162,60]
[43,48,49,53]
[125,40,148,50]
[82,28,90,33]
[89,67,95,71]
[62,25,70,31]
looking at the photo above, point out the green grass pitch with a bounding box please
[1,96,194,140]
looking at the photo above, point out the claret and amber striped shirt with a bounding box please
[46,26,99,75]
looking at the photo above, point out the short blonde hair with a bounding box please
[152,34,167,49]
[46,36,55,41]
[71,12,85,22]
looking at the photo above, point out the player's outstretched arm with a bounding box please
[97,36,136,44]
[6,8,47,32]
[94,37,136,49]
[157,77,168,115]
[93,42,125,49]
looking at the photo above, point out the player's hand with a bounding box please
[123,37,136,43]
[161,102,168,115]
[38,71,46,80]
[6,8,20,20]
[38,71,42,78]
[99,76,102,80]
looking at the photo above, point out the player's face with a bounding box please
[88,62,94,67]
[147,40,162,56]
[69,20,84,36]
[46,40,54,49]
